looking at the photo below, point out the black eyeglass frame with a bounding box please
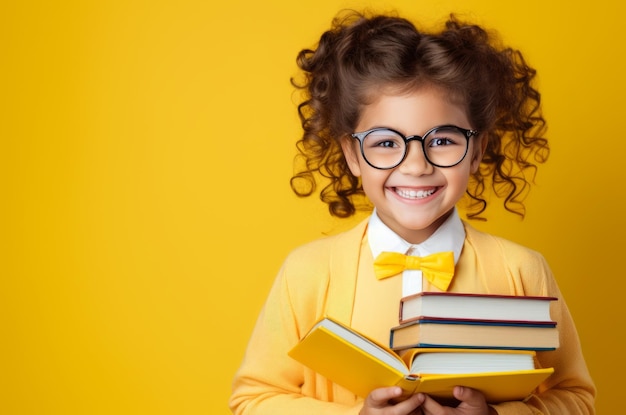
[350,124,479,170]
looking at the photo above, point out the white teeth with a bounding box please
[395,188,436,199]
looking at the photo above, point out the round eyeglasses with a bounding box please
[351,125,479,170]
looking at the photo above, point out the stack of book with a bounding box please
[390,292,559,351]
[288,292,558,403]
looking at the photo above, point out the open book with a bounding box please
[288,317,553,402]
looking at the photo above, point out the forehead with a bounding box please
[356,87,471,133]
[363,83,466,107]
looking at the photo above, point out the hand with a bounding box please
[360,386,425,415]
[418,386,496,415]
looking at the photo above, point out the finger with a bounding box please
[419,393,444,414]
[453,386,483,404]
[392,392,425,413]
[453,386,491,412]
[365,386,404,408]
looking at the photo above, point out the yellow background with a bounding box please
[1,0,622,413]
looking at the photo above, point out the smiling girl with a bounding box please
[229,10,595,415]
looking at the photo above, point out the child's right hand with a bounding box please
[360,386,425,415]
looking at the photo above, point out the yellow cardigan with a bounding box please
[229,219,596,415]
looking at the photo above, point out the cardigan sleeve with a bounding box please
[466,228,596,415]
[228,239,362,415]
[492,260,596,415]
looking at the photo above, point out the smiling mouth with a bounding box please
[394,187,437,199]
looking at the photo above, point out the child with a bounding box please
[229,10,596,415]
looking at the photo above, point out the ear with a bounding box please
[340,136,362,177]
[469,133,488,173]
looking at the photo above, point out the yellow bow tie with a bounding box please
[373,251,455,291]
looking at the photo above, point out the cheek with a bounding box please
[443,165,472,190]
[360,169,390,190]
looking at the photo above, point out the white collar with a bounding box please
[368,208,465,264]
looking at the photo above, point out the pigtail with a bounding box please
[290,12,366,218]
[481,48,545,219]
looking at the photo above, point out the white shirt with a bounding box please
[367,208,465,296]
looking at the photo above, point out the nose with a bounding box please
[397,140,433,175]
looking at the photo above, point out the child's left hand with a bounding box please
[417,386,496,415]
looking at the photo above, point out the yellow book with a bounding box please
[288,317,554,402]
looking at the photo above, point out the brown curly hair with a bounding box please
[290,10,548,220]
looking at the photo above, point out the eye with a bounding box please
[429,137,455,147]
[364,131,404,149]
[425,129,465,148]
[376,140,400,148]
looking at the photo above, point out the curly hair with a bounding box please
[290,10,549,219]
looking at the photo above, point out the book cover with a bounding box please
[288,317,553,402]
[407,369,554,402]
[390,317,559,351]
[399,292,558,324]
